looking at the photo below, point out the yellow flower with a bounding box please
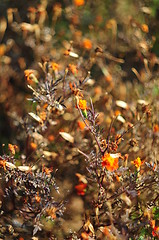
[82,38,92,50]
[131,157,142,169]
[78,99,87,110]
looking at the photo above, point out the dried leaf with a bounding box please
[141,6,151,14]
[18,165,36,172]
[32,237,38,240]
[85,78,95,86]
[6,162,16,169]
[33,224,42,236]
[120,193,132,206]
[75,173,87,184]
[43,151,58,158]
[110,153,121,159]
[116,100,128,109]
[69,51,79,58]
[137,99,149,105]
[116,115,126,123]
[59,132,74,143]
[84,220,95,236]
[28,112,42,123]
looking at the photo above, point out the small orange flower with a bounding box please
[30,142,37,150]
[8,144,18,155]
[75,183,87,195]
[153,163,157,171]
[100,226,113,237]
[24,69,37,84]
[64,49,70,56]
[42,165,53,176]
[77,120,86,130]
[102,153,119,171]
[141,24,149,33]
[69,82,83,97]
[51,62,59,71]
[68,64,78,74]
[150,220,156,229]
[24,69,33,79]
[115,173,120,182]
[48,134,55,141]
[28,7,37,13]
[39,110,47,121]
[0,160,7,171]
[82,38,92,50]
[131,157,142,169]
[114,110,121,117]
[46,207,57,219]
[78,99,87,110]
[137,190,141,196]
[0,44,6,56]
[74,0,85,7]
[105,74,112,82]
[94,86,102,95]
[35,192,41,203]
[42,103,48,109]
[81,232,90,239]
[153,124,159,133]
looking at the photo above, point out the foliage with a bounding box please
[0,0,159,239]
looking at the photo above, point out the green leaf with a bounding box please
[152,207,159,220]
[138,228,147,240]
[82,109,87,118]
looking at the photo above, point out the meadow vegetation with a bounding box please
[0,0,159,239]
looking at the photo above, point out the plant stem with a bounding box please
[77,104,104,154]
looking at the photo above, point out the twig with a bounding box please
[77,149,90,160]
[77,104,104,154]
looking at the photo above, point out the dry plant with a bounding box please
[0,0,159,239]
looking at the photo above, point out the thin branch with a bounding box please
[77,104,104,154]
[77,149,90,160]
[63,68,68,98]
